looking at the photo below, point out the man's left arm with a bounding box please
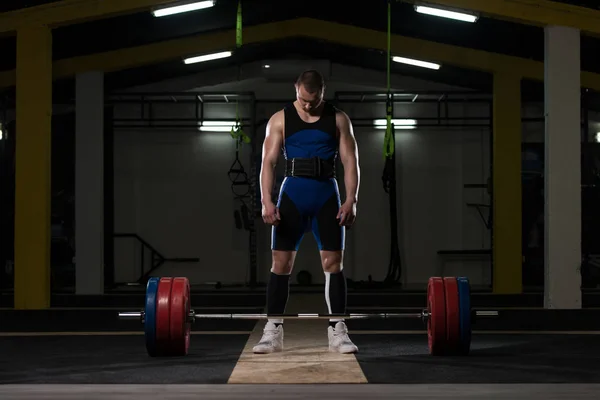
[337,111,360,205]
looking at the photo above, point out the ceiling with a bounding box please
[0,0,599,107]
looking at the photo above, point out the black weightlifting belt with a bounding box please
[284,157,335,179]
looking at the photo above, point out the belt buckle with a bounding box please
[291,159,295,177]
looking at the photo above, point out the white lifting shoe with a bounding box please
[252,321,284,353]
[328,321,358,354]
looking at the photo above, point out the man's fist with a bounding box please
[337,201,357,227]
[262,202,281,225]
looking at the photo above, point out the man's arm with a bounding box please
[260,111,284,206]
[337,111,360,204]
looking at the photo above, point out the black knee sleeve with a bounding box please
[266,272,290,318]
[326,270,347,317]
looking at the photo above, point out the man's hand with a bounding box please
[337,201,357,227]
[262,201,281,225]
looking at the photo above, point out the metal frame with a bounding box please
[107,91,256,129]
[333,90,493,128]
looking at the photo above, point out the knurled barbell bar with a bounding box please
[119,310,498,321]
[118,276,498,357]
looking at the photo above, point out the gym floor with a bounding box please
[1,292,600,399]
[2,332,600,384]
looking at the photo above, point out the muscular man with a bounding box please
[254,70,360,354]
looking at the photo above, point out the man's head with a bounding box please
[295,69,325,113]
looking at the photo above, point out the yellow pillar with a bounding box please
[14,25,53,309]
[492,72,522,294]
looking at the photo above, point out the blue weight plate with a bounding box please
[144,277,160,357]
[456,276,471,355]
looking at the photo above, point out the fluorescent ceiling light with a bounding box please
[183,51,232,65]
[373,119,417,130]
[198,120,236,132]
[392,56,441,70]
[596,132,600,143]
[152,1,215,17]
[415,5,478,23]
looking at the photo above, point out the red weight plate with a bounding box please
[427,277,446,356]
[443,277,460,354]
[169,277,191,356]
[155,277,173,356]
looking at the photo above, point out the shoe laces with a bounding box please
[260,327,280,342]
[331,324,351,341]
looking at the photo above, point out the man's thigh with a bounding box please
[272,192,307,251]
[311,193,345,251]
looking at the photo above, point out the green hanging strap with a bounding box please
[236,0,242,48]
[230,0,250,146]
[230,101,250,145]
[383,0,394,160]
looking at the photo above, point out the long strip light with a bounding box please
[373,119,417,130]
[414,5,478,23]
[198,121,236,132]
[153,1,216,17]
[392,56,441,70]
[183,51,232,65]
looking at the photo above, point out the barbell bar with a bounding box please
[118,310,499,321]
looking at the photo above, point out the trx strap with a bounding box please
[231,0,249,145]
[229,0,252,230]
[382,0,394,160]
[381,0,402,285]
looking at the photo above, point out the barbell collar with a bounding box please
[119,311,144,319]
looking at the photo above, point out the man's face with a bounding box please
[295,84,323,113]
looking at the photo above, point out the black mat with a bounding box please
[352,334,600,383]
[0,334,250,384]
[2,333,599,384]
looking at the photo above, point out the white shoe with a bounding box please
[252,321,284,353]
[328,321,358,354]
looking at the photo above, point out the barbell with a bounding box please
[117,275,499,357]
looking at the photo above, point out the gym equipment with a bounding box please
[296,270,312,285]
[119,276,497,357]
[443,277,460,352]
[427,277,446,355]
[456,276,471,354]
[144,277,159,356]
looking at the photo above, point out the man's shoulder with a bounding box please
[267,109,285,129]
[332,106,350,124]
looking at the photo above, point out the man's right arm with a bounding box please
[260,111,284,206]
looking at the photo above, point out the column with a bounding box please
[544,25,581,309]
[492,72,522,294]
[14,25,53,309]
[75,71,105,294]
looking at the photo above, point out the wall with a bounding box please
[110,62,556,288]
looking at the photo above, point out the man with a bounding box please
[254,69,360,354]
